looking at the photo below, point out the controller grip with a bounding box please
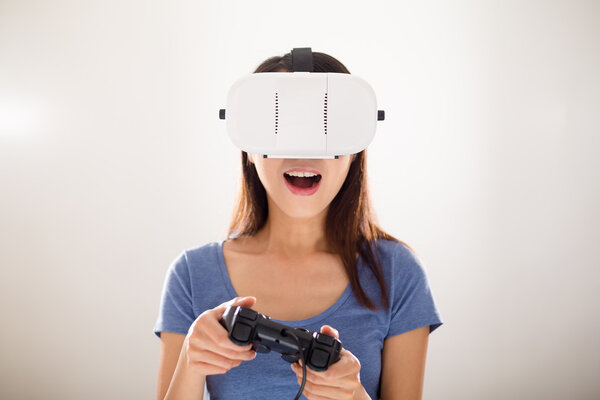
[219,305,343,371]
[220,305,256,345]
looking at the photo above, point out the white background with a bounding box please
[1,1,599,399]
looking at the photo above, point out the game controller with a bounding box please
[219,305,342,371]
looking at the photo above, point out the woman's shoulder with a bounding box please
[368,238,428,278]
[370,238,421,261]
[182,240,222,259]
[166,240,224,276]
[164,240,230,300]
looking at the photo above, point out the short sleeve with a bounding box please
[387,243,443,338]
[153,251,196,338]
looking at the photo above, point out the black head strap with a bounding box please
[291,47,314,72]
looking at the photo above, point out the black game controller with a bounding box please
[219,305,342,371]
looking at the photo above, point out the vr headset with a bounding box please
[219,47,385,159]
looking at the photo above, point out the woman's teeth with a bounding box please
[285,171,319,178]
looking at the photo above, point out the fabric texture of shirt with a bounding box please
[154,238,443,400]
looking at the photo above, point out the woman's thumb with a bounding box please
[320,325,339,339]
[233,295,257,308]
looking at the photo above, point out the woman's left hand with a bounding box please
[291,325,371,400]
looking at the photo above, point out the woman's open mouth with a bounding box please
[283,171,322,196]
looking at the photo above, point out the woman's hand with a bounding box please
[291,325,371,400]
[182,296,258,376]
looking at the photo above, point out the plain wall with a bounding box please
[1,1,599,399]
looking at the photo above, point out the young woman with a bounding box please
[154,51,443,400]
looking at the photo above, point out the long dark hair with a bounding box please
[227,50,407,310]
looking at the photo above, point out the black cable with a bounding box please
[283,329,307,400]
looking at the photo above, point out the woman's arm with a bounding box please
[380,326,430,400]
[156,296,257,400]
[157,332,206,400]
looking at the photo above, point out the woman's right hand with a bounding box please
[181,296,258,376]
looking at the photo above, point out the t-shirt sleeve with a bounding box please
[153,251,196,338]
[387,243,444,338]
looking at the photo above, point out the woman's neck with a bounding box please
[252,205,331,257]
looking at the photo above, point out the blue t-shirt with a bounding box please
[154,239,443,400]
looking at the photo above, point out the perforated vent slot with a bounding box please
[324,93,328,134]
[275,92,279,135]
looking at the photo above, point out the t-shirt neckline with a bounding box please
[216,239,352,327]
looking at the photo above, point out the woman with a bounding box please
[155,51,443,400]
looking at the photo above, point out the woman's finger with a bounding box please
[295,350,359,383]
[189,336,256,362]
[189,348,243,370]
[294,372,355,400]
[192,309,254,353]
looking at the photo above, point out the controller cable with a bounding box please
[283,329,307,400]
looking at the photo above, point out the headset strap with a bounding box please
[291,47,314,72]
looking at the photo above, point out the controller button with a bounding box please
[310,348,330,369]
[256,344,271,353]
[281,353,299,363]
[238,307,258,321]
[315,333,335,346]
[231,322,253,343]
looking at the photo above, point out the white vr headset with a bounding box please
[219,47,385,159]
